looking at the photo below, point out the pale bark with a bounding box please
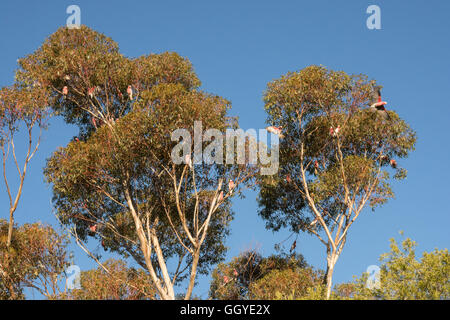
[3,125,41,248]
[325,250,340,299]
[294,109,382,300]
[184,247,200,300]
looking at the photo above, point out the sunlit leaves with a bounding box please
[59,259,157,300]
[259,65,416,233]
[209,250,311,300]
[0,219,70,299]
[341,238,450,300]
[34,26,257,294]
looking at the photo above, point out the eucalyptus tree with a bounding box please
[258,65,416,299]
[18,26,256,300]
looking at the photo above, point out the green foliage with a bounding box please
[258,65,417,233]
[208,250,320,300]
[249,267,323,300]
[0,219,70,300]
[338,237,450,300]
[59,259,156,300]
[297,284,328,300]
[16,25,200,138]
[16,26,257,298]
[258,65,417,299]
[0,84,49,135]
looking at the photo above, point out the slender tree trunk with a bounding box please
[6,162,28,248]
[5,208,16,299]
[185,247,200,300]
[325,251,340,299]
[6,209,14,248]
[123,186,172,300]
[149,229,176,300]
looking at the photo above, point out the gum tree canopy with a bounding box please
[258,65,416,299]
[19,26,256,300]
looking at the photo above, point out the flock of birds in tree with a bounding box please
[267,89,398,230]
[60,83,396,233]
[266,87,391,138]
[222,268,239,285]
[65,83,136,141]
[265,87,397,178]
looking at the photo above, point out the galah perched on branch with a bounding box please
[88,87,95,99]
[92,116,97,128]
[266,126,284,139]
[329,126,340,137]
[369,87,391,120]
[218,191,224,202]
[228,180,235,193]
[62,86,68,96]
[314,160,319,175]
[127,85,133,100]
[89,224,97,233]
[390,159,397,169]
[286,174,291,184]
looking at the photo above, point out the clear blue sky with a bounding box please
[1,0,449,299]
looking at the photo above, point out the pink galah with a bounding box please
[330,126,340,137]
[266,126,284,138]
[374,101,387,107]
[223,275,230,284]
[314,160,319,175]
[390,159,397,169]
[369,87,390,120]
[88,87,95,98]
[89,224,97,232]
[228,180,235,191]
[127,85,133,100]
[92,116,97,128]
[218,191,224,202]
[62,86,68,95]
[233,269,238,277]
[334,125,341,135]
[286,174,291,183]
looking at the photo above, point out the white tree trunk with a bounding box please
[325,252,339,299]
